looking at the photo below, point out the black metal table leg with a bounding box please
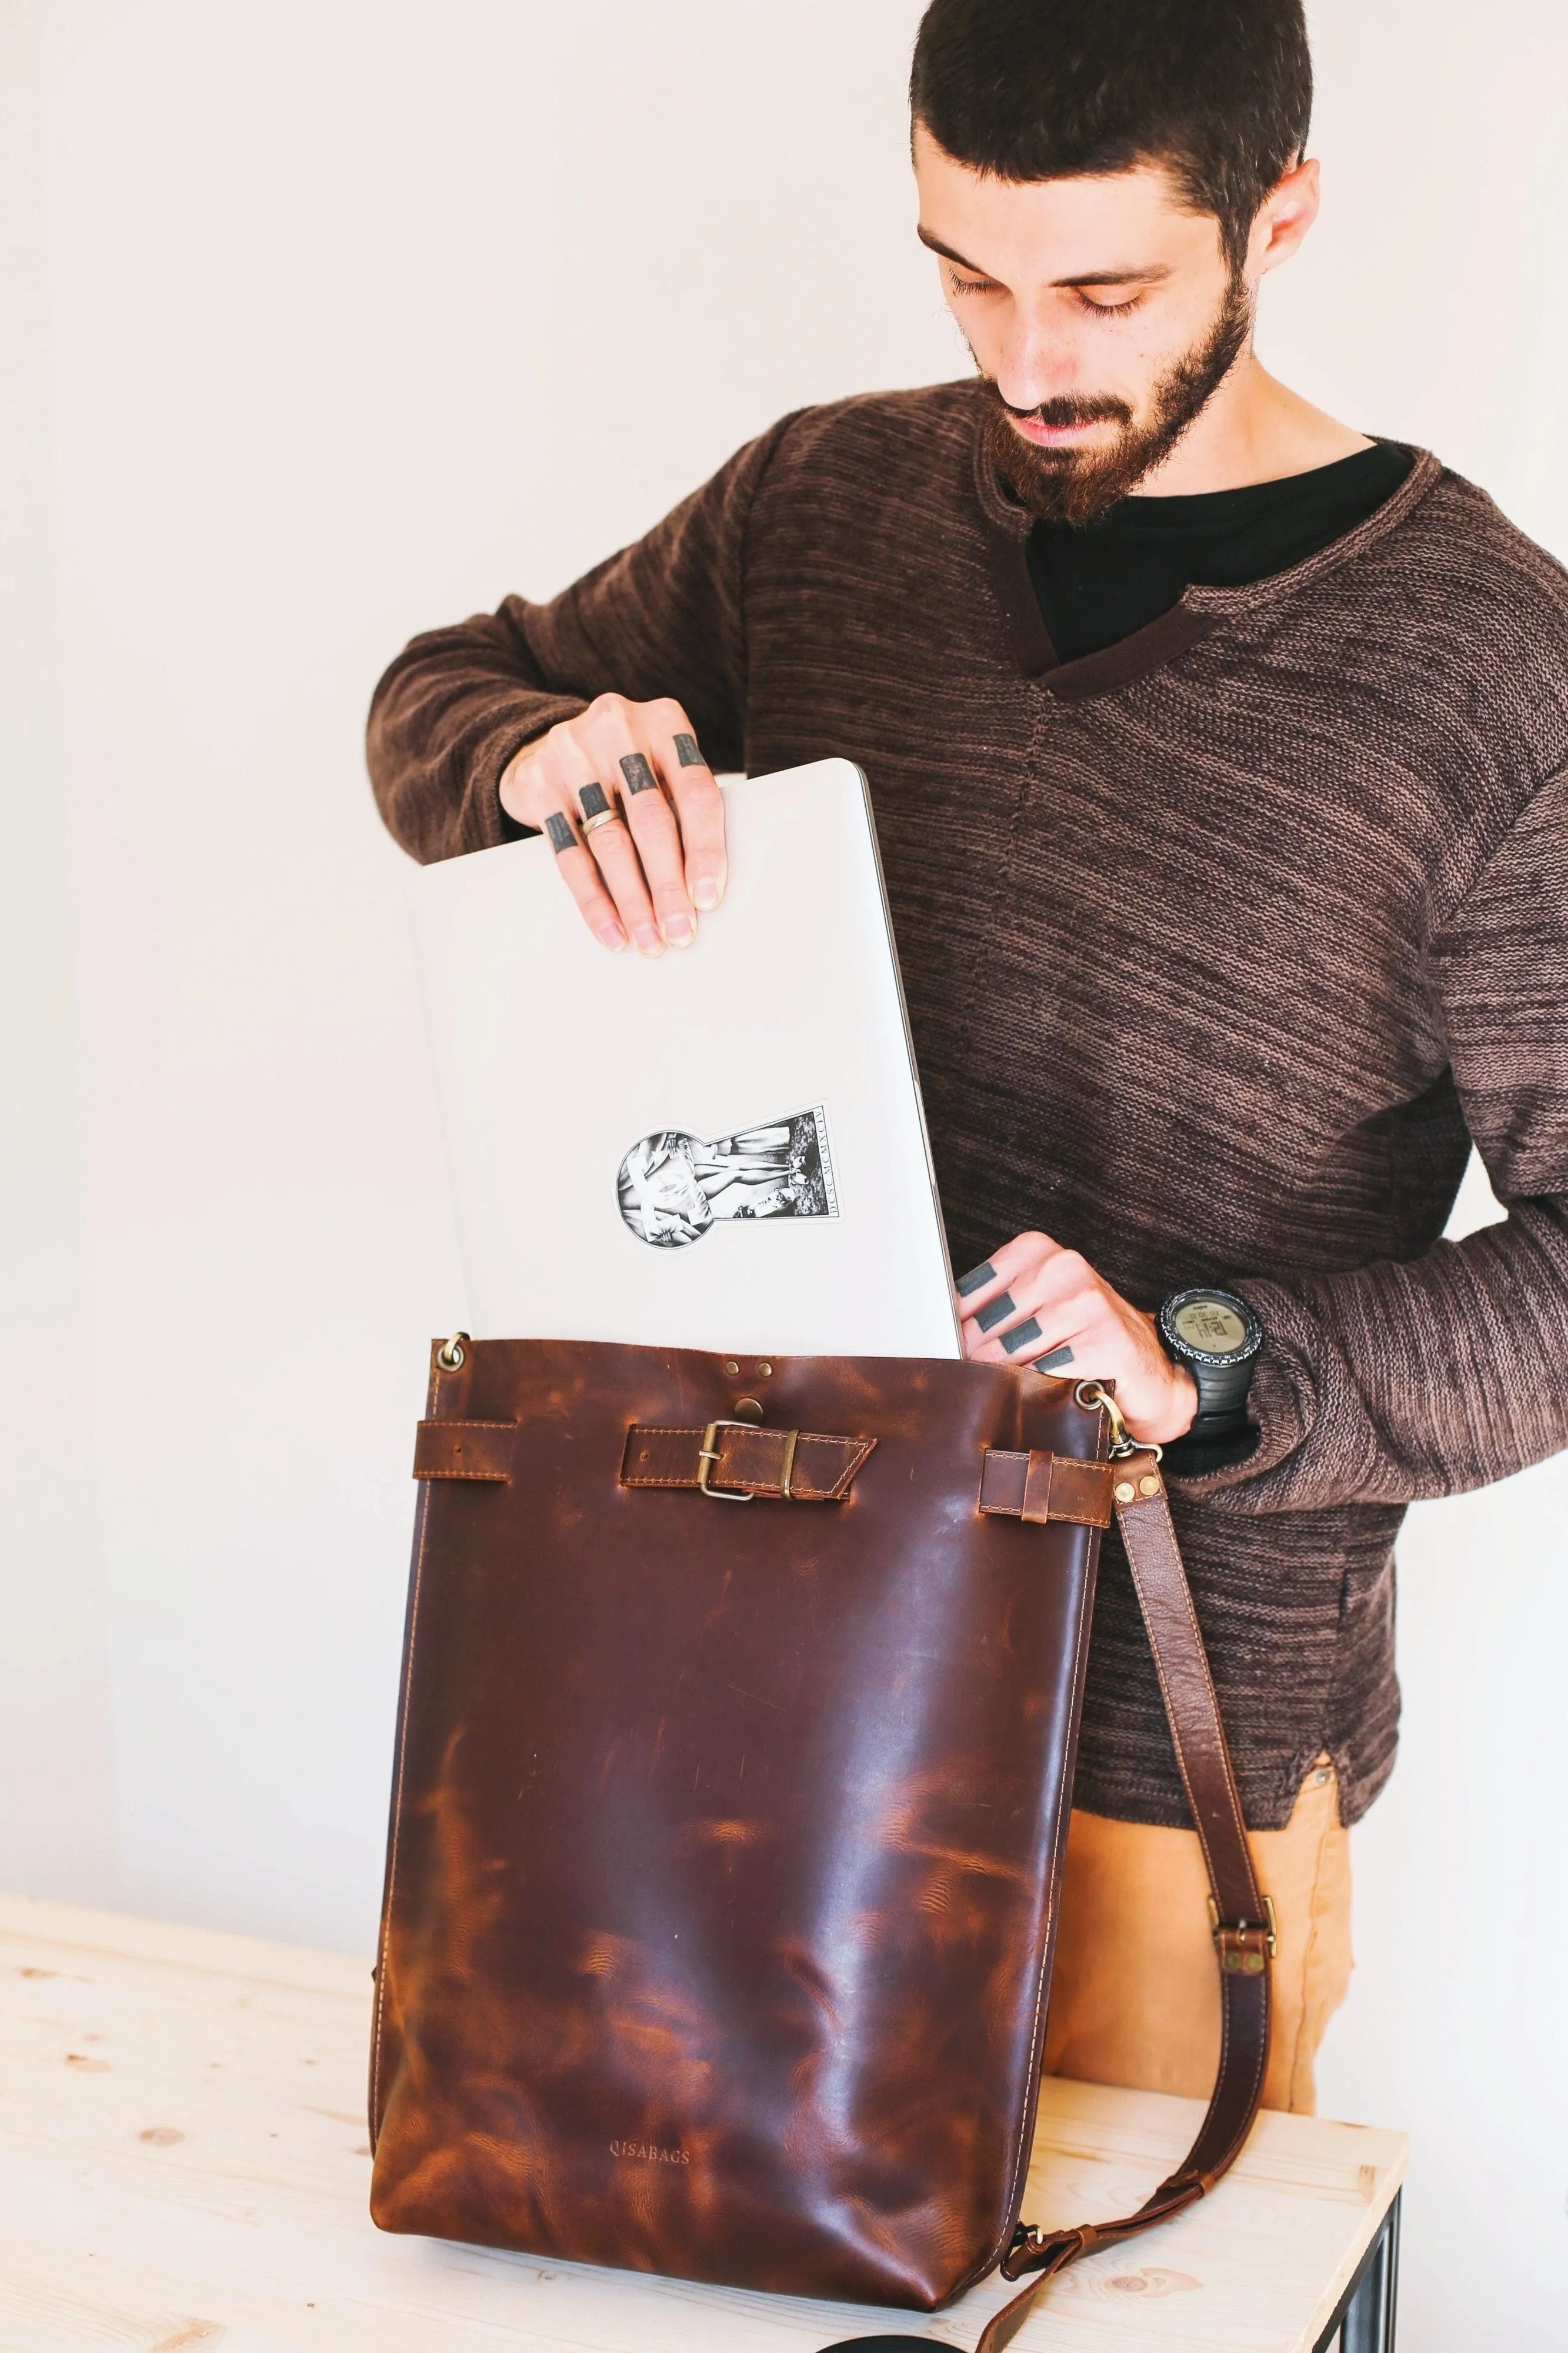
[1313,2188,1401,2352]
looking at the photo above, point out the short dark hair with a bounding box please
[910,0,1313,271]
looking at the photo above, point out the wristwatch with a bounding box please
[1157,1288,1264,1438]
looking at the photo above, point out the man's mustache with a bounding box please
[997,389,1135,429]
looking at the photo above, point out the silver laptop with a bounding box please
[408,759,961,1358]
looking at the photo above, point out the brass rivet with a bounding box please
[757,1362,773,1377]
[733,1397,764,1424]
[723,1359,739,1375]
[1114,1480,1136,1504]
[1246,1953,1265,1975]
[1139,1474,1160,1497]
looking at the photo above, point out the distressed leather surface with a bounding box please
[369,1338,1106,2309]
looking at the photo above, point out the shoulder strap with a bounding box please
[971,1439,1273,2352]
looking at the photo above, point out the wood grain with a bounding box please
[0,1892,1406,2351]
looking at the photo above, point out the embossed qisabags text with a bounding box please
[610,2139,690,2165]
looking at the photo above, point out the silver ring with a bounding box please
[436,1331,470,1371]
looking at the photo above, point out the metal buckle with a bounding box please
[1208,1892,1278,1969]
[697,1420,757,1502]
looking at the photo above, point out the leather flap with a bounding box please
[413,1421,516,1482]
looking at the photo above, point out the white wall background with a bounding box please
[3,1,1565,2343]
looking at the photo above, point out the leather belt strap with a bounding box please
[978,1449,1113,1527]
[413,1421,516,1482]
[620,1423,875,1503]
[966,1447,1272,2353]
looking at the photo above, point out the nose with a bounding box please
[992,315,1082,414]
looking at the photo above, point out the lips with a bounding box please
[1011,413,1116,445]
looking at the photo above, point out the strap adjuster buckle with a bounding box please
[697,1420,758,1502]
[1208,1892,1277,1971]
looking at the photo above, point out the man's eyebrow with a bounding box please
[916,226,990,272]
[1055,264,1172,288]
[916,226,1171,289]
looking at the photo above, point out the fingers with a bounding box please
[503,714,662,955]
[958,1235,1197,1442]
[604,744,695,949]
[503,695,726,956]
[580,696,726,944]
[538,802,630,953]
[956,1236,1088,1371]
[499,743,629,951]
[643,699,728,914]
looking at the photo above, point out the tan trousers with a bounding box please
[1041,1756,1353,2115]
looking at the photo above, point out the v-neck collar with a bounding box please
[970,399,1444,699]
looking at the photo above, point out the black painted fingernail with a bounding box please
[957,1260,997,1298]
[1036,1344,1075,1372]
[1001,1316,1044,1356]
[673,732,704,768]
[579,781,610,819]
[976,1291,1016,1333]
[544,811,575,854]
[620,752,659,795]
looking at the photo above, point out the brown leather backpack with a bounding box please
[368,1338,1271,2351]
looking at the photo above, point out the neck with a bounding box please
[1132,350,1371,498]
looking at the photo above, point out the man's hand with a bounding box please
[956,1231,1198,1445]
[499,694,728,957]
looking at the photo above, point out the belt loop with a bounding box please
[1021,1450,1055,1524]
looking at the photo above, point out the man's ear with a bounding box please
[1250,155,1321,281]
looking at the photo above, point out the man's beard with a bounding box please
[981,273,1254,528]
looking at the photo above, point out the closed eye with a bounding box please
[947,268,1143,318]
[1075,291,1142,318]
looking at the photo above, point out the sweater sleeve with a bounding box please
[1175,766,1568,1513]
[366,415,800,863]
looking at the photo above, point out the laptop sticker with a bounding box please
[617,1105,839,1249]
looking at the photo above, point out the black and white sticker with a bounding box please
[617,1105,840,1249]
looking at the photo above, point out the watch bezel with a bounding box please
[1158,1287,1265,1371]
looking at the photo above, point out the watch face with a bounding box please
[1170,1296,1251,1357]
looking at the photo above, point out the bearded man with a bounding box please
[368,0,1568,2113]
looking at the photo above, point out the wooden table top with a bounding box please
[0,1891,1405,2351]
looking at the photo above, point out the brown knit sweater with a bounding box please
[368,381,1568,1829]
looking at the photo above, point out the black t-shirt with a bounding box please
[1027,440,1417,662]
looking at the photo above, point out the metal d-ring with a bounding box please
[1074,1378,1162,1463]
[436,1331,471,1372]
